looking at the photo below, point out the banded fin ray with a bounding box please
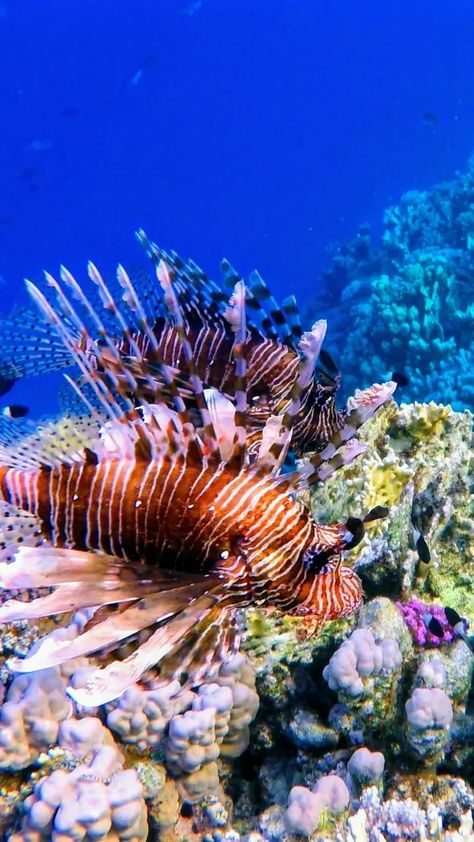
[223,279,248,468]
[67,590,227,706]
[25,272,196,465]
[156,260,222,463]
[136,230,231,329]
[8,578,217,671]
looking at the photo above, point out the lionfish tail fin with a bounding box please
[0,305,74,381]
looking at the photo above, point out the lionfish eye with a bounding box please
[302,546,330,573]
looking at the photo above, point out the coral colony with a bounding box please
[0,165,473,841]
[311,155,474,412]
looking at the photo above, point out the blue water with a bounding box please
[1,0,474,416]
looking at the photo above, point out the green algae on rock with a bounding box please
[309,400,474,625]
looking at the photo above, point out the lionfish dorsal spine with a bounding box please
[157,259,223,464]
[223,279,248,469]
[258,319,328,471]
[247,269,295,347]
[282,294,303,343]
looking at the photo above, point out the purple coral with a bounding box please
[396,598,468,647]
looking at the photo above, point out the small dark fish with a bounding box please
[444,606,462,627]
[58,106,80,118]
[0,376,15,398]
[19,166,39,182]
[391,370,409,387]
[364,505,389,523]
[120,53,161,96]
[422,111,438,125]
[415,532,431,564]
[2,404,29,418]
[344,517,365,548]
[427,616,444,637]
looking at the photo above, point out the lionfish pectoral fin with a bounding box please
[0,546,122,590]
[67,588,226,706]
[159,604,240,688]
[8,578,218,674]
[0,544,198,592]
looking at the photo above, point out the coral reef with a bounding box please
[311,155,474,410]
[0,401,473,840]
[310,399,474,623]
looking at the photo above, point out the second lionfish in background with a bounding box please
[0,231,366,456]
[0,237,395,706]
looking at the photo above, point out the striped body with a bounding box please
[114,317,345,453]
[0,241,392,705]
[0,456,357,615]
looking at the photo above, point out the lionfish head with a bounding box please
[289,515,368,620]
[291,555,364,620]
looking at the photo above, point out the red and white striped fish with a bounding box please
[0,255,396,707]
[0,232,346,456]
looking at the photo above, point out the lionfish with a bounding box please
[0,247,395,706]
[0,232,347,456]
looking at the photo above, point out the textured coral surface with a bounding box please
[0,401,473,842]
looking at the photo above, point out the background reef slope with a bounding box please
[310,156,474,411]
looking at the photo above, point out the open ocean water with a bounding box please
[0,0,473,415]
[0,5,474,842]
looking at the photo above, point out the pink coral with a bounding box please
[396,598,468,647]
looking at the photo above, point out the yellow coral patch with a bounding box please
[363,462,411,511]
[402,402,452,442]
